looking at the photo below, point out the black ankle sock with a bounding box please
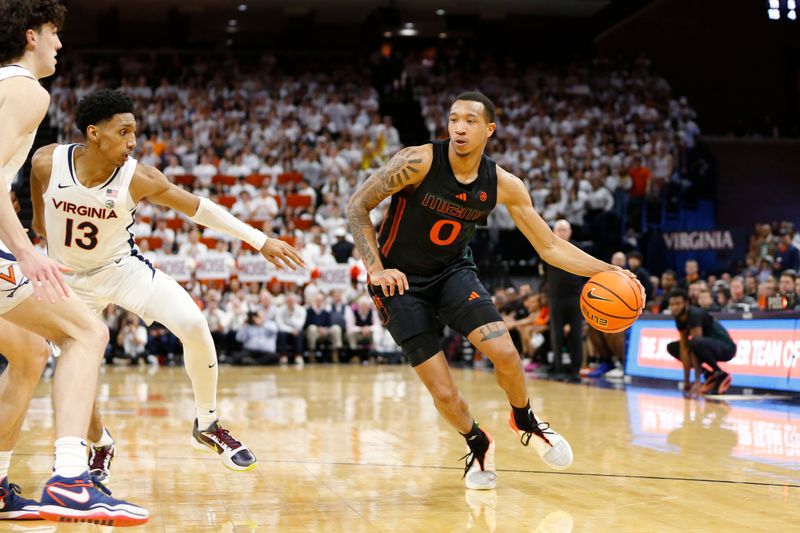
[512,400,536,430]
[461,421,489,455]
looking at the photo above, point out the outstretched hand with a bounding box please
[260,238,304,270]
[370,268,408,297]
[610,265,646,314]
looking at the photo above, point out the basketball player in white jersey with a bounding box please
[30,89,305,481]
[0,1,149,526]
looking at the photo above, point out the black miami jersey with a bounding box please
[377,140,497,277]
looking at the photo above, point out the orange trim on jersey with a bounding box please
[381,197,406,257]
[376,209,388,254]
[0,266,16,285]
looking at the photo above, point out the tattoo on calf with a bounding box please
[479,322,507,342]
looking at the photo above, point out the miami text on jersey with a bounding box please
[420,193,482,222]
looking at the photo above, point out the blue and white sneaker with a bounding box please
[0,477,41,520]
[38,472,148,527]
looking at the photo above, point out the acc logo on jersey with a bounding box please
[479,191,488,202]
[105,199,115,209]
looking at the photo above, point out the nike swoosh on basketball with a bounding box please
[57,183,71,189]
[586,288,613,302]
[48,486,90,504]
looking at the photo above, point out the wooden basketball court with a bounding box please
[7,365,799,531]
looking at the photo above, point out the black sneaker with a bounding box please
[709,371,732,395]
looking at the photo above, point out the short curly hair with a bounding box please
[75,90,135,135]
[0,1,66,65]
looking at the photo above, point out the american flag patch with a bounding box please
[106,189,119,199]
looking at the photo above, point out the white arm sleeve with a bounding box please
[189,197,268,251]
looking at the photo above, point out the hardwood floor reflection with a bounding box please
[5,365,799,532]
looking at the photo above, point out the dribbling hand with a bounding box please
[16,250,72,304]
[260,238,305,270]
[610,265,646,314]
[370,268,408,297]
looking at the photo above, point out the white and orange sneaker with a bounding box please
[461,431,497,490]
[509,411,573,470]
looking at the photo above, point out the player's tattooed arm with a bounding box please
[345,145,431,274]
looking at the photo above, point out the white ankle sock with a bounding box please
[53,437,88,478]
[0,450,12,480]
[196,409,218,430]
[93,428,114,448]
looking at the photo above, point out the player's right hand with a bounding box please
[16,250,72,303]
[370,268,408,296]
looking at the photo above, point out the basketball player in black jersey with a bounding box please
[346,91,644,490]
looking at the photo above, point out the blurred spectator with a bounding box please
[163,155,186,178]
[346,296,378,362]
[728,276,757,310]
[610,251,626,268]
[304,292,343,362]
[658,269,678,312]
[626,251,653,307]
[179,229,208,261]
[682,259,700,288]
[276,293,307,365]
[543,220,583,381]
[204,298,231,357]
[774,229,800,273]
[234,310,279,365]
[329,289,349,332]
[331,227,355,263]
[116,312,151,365]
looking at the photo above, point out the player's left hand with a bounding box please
[610,265,645,314]
[260,238,305,270]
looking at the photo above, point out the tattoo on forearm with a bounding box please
[479,322,507,342]
[347,209,378,267]
[346,148,423,269]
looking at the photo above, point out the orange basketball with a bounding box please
[580,270,642,333]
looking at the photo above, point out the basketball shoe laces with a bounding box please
[1,481,24,503]
[518,421,555,447]
[206,425,243,452]
[459,448,487,479]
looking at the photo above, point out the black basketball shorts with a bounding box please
[368,266,502,362]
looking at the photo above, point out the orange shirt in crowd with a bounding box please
[628,166,651,198]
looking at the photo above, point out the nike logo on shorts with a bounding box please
[47,486,90,504]
[208,362,216,368]
[586,288,612,302]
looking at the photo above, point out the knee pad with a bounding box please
[401,331,442,367]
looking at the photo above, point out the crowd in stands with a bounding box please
[407,52,701,242]
[36,50,797,376]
